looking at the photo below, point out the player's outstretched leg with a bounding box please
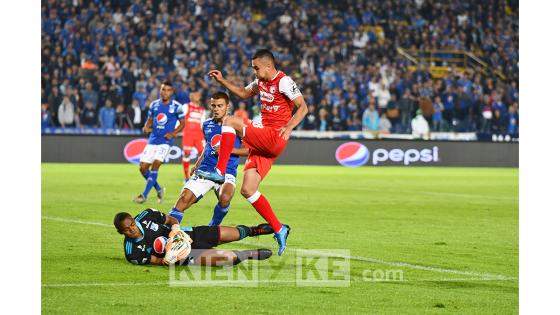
[209,203,229,226]
[217,224,274,244]
[168,188,198,224]
[233,249,272,265]
[241,169,288,255]
[194,249,272,266]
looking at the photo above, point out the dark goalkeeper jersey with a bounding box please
[123,209,172,265]
[122,209,220,265]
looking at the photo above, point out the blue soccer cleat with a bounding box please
[273,224,291,256]
[195,168,225,184]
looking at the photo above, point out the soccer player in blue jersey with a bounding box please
[168,92,247,225]
[134,81,185,204]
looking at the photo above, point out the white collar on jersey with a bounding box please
[270,70,280,81]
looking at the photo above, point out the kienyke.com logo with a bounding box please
[335,142,439,167]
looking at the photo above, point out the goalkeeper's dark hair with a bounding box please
[252,49,275,66]
[114,212,133,230]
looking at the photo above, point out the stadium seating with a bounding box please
[41,0,518,136]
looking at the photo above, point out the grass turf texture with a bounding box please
[42,163,518,314]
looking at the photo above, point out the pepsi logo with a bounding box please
[123,139,148,164]
[156,113,168,125]
[210,134,221,148]
[335,142,370,167]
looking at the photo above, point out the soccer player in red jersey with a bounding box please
[181,91,207,180]
[201,49,308,255]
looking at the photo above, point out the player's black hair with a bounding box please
[252,49,275,66]
[113,212,133,231]
[161,80,174,88]
[211,91,229,104]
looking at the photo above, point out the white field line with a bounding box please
[42,216,517,281]
[43,277,516,288]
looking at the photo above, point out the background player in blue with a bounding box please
[134,81,185,204]
[169,92,247,225]
[114,209,273,266]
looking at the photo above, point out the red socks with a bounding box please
[216,126,236,175]
[182,157,190,179]
[247,191,282,233]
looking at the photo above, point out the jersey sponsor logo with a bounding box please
[210,134,221,148]
[335,142,370,167]
[156,113,168,125]
[261,103,280,112]
[148,222,159,232]
[259,90,274,103]
[252,120,264,128]
[188,112,203,119]
[123,139,148,164]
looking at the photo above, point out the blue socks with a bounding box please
[169,207,184,224]
[141,170,162,196]
[142,171,159,197]
[209,203,230,226]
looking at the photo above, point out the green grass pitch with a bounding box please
[42,163,518,314]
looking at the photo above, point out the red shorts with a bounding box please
[242,123,288,179]
[182,132,205,154]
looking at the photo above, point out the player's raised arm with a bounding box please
[279,95,309,140]
[208,70,257,100]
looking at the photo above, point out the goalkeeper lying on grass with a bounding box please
[114,208,275,266]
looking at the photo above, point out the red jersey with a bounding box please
[182,102,205,135]
[246,71,302,129]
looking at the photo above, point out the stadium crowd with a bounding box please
[41,0,519,136]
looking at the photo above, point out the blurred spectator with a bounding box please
[47,86,62,126]
[251,105,261,123]
[128,100,144,129]
[432,96,444,132]
[81,82,99,110]
[301,104,317,130]
[506,104,518,136]
[99,100,116,129]
[411,110,430,139]
[41,103,53,128]
[397,89,415,133]
[317,108,332,131]
[331,107,346,131]
[116,104,133,129]
[234,102,249,120]
[58,96,77,127]
[347,112,362,131]
[362,102,380,132]
[80,101,97,128]
[385,94,400,131]
[133,86,149,111]
[376,83,391,111]
[379,113,392,134]
[481,95,493,133]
